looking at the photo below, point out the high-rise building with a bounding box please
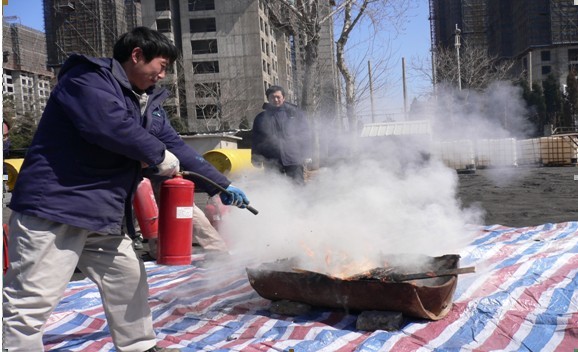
[429,0,578,88]
[141,0,338,132]
[125,0,143,30]
[2,21,54,119]
[43,0,142,68]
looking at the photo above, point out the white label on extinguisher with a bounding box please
[176,206,194,219]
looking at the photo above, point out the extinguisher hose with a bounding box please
[180,171,259,215]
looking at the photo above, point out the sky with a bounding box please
[2,0,433,121]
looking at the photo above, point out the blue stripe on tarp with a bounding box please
[352,331,397,351]
[288,328,360,351]
[550,222,578,241]
[42,222,578,352]
[454,223,578,299]
[520,269,578,351]
[439,248,577,350]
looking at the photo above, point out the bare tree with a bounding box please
[191,79,256,132]
[334,0,414,134]
[267,1,348,113]
[433,44,518,91]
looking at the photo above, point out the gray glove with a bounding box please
[155,150,180,177]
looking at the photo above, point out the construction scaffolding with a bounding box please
[44,0,130,67]
[459,0,486,47]
[2,20,54,118]
[2,21,52,76]
[550,0,578,45]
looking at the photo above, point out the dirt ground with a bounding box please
[3,165,577,230]
[456,165,578,227]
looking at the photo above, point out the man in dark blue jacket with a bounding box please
[251,85,312,184]
[3,27,249,352]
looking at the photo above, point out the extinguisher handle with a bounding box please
[180,171,259,215]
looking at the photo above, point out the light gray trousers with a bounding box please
[3,211,157,352]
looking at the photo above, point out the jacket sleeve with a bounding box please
[53,64,166,167]
[251,113,266,164]
[153,109,231,195]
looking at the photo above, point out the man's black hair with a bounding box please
[266,85,285,98]
[113,27,179,64]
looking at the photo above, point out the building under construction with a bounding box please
[429,0,578,87]
[43,0,142,68]
[140,0,338,132]
[2,21,54,119]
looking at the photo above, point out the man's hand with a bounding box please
[220,185,249,208]
[154,150,180,177]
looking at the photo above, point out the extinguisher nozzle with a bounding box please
[245,204,259,215]
[180,170,258,215]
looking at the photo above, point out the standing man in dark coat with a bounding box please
[3,27,250,352]
[251,85,312,184]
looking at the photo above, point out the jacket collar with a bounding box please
[59,54,164,97]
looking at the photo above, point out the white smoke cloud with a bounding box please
[204,82,535,277]
[426,81,535,140]
[217,140,483,277]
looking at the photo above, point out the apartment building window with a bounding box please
[266,43,269,56]
[194,82,220,97]
[193,60,219,73]
[155,0,170,11]
[542,65,551,75]
[196,104,218,119]
[190,18,216,33]
[264,23,269,36]
[261,38,265,53]
[263,81,268,96]
[156,19,171,33]
[267,63,271,75]
[260,18,264,32]
[541,50,550,62]
[188,0,215,11]
[191,39,218,54]
[262,60,266,72]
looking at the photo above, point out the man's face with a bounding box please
[267,91,285,107]
[128,48,169,91]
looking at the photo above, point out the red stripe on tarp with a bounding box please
[474,255,578,351]
[389,226,565,350]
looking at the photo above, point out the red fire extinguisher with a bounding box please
[133,178,159,239]
[203,195,229,231]
[157,174,195,265]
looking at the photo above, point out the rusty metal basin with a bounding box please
[246,254,461,320]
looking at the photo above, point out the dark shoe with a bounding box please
[144,346,181,352]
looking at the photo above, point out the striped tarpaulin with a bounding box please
[44,222,578,351]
